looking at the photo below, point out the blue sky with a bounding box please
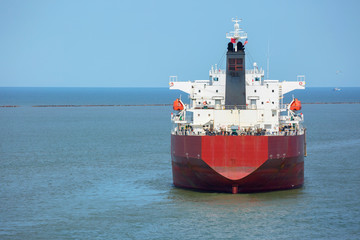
[0,0,359,87]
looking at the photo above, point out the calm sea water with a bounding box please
[1,87,360,239]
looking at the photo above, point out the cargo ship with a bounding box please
[169,18,306,193]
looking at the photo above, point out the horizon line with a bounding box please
[0,86,359,88]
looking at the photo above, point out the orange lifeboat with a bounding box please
[290,98,302,111]
[173,98,184,111]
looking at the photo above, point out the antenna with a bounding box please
[266,41,270,80]
[226,17,247,43]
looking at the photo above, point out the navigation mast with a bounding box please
[226,17,247,51]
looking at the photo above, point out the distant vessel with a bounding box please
[333,88,341,91]
[169,18,306,193]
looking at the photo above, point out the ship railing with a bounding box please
[216,69,225,74]
[278,130,303,136]
[171,113,188,123]
[172,128,305,136]
[280,115,303,123]
[171,114,180,121]
[172,130,202,136]
[245,69,264,75]
[193,105,250,110]
[169,76,178,82]
[279,104,288,110]
[223,105,248,110]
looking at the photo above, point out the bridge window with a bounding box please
[228,58,243,71]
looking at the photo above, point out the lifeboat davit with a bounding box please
[173,98,184,111]
[290,98,302,111]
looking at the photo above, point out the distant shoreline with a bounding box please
[1,102,360,108]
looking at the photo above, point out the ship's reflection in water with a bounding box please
[167,186,305,212]
[159,187,310,239]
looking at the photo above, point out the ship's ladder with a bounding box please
[279,85,283,99]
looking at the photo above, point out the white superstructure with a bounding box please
[170,19,305,136]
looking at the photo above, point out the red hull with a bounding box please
[171,135,304,193]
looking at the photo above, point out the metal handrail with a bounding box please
[171,129,305,137]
